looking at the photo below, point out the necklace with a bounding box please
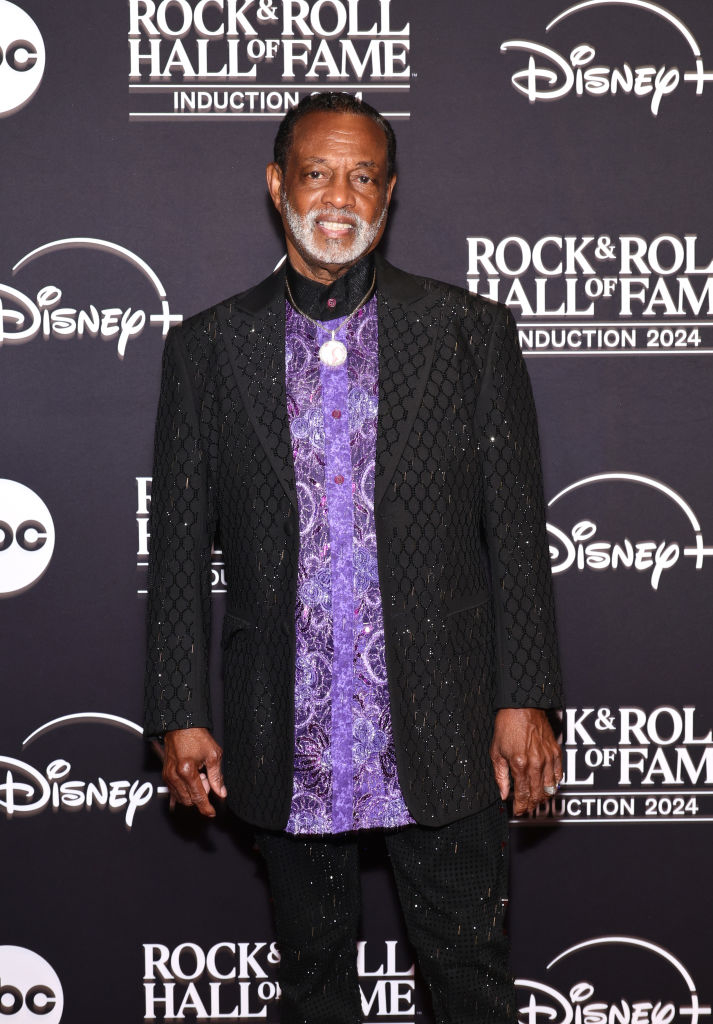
[285,269,376,367]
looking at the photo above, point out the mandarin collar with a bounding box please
[285,252,376,322]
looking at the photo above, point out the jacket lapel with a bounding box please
[374,255,441,511]
[219,254,440,516]
[221,264,299,512]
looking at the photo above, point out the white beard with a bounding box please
[281,187,388,266]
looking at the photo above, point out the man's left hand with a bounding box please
[490,708,562,815]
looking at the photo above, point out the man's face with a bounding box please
[267,111,396,282]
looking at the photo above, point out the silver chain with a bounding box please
[285,269,376,343]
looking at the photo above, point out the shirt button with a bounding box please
[332,409,342,419]
[327,297,337,309]
[334,474,344,484]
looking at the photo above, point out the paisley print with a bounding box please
[284,296,413,834]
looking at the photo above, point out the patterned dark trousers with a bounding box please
[255,801,515,1024]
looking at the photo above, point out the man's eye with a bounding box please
[307,170,323,179]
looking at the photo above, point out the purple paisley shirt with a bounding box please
[284,294,414,835]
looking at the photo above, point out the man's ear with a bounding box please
[266,163,283,212]
[386,173,397,205]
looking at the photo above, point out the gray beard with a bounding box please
[280,187,388,267]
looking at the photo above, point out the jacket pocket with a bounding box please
[444,591,491,654]
[221,611,254,648]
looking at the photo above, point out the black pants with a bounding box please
[255,801,515,1024]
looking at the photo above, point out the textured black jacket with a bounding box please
[144,253,562,829]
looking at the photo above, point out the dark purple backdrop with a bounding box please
[2,2,713,1021]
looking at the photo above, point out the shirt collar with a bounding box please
[286,252,376,322]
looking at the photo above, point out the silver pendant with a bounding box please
[318,338,348,367]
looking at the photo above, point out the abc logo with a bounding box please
[0,480,55,597]
[0,947,63,1022]
[0,1,45,118]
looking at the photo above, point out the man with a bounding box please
[145,92,563,1024]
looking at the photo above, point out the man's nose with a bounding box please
[320,171,355,208]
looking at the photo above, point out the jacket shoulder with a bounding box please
[427,277,512,330]
[380,257,511,328]
[170,291,245,341]
[163,267,280,364]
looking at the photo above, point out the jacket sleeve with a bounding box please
[475,304,563,709]
[143,325,216,738]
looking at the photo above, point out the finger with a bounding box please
[543,750,562,794]
[174,759,216,817]
[184,771,216,817]
[511,770,531,816]
[509,755,530,815]
[205,756,227,799]
[543,750,557,793]
[163,766,194,807]
[525,740,549,809]
[490,753,511,801]
[543,739,564,795]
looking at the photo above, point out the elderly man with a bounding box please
[145,91,563,1024]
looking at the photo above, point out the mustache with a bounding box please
[279,189,384,233]
[307,209,359,225]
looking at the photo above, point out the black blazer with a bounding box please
[144,253,562,829]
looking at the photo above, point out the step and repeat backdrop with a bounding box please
[2,0,713,1021]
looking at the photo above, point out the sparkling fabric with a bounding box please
[256,802,513,1024]
[144,255,562,830]
[284,295,413,834]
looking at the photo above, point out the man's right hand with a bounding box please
[162,727,227,818]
